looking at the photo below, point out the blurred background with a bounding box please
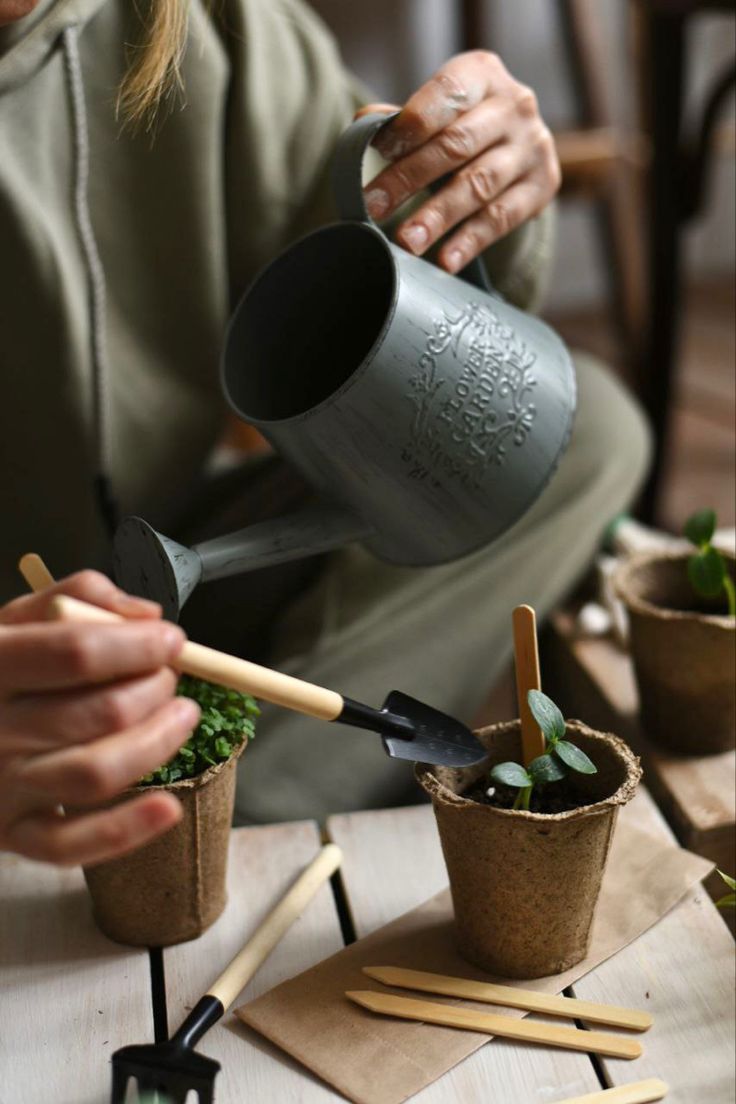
[308,0,735,532]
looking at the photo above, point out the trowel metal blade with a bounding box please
[380,691,488,768]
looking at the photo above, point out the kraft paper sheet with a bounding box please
[236,816,711,1104]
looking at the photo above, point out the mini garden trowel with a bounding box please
[48,593,488,768]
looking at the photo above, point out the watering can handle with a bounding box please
[331,111,494,295]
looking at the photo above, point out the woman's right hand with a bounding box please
[0,570,200,867]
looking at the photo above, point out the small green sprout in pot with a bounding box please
[490,691,597,811]
[82,677,259,948]
[684,509,736,617]
[416,695,641,978]
[715,871,735,910]
[615,511,735,755]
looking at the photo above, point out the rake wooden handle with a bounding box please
[210,843,342,1010]
[48,594,344,721]
[362,967,652,1031]
[555,1080,668,1104]
[512,604,545,765]
[346,991,642,1059]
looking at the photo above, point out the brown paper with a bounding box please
[236,815,711,1104]
[419,720,641,977]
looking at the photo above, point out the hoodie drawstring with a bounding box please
[61,24,119,535]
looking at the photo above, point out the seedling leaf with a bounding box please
[527,689,566,742]
[717,870,735,892]
[491,762,533,788]
[529,753,567,784]
[684,508,716,548]
[688,546,726,598]
[555,740,598,775]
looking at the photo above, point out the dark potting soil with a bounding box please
[464,779,586,814]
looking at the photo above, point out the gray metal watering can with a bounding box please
[114,113,576,620]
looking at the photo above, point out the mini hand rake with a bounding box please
[111,843,342,1104]
[48,593,487,768]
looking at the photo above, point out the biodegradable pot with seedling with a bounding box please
[417,606,641,979]
[83,676,259,947]
[616,508,735,756]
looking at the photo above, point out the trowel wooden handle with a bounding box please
[209,843,342,1010]
[512,604,545,765]
[48,595,344,721]
[555,1080,668,1104]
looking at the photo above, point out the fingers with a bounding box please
[437,178,547,273]
[1,569,161,626]
[396,141,530,257]
[13,696,201,806]
[0,619,185,695]
[363,97,511,222]
[369,51,505,163]
[5,792,183,867]
[0,667,179,754]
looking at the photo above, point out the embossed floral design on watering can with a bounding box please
[114,114,576,621]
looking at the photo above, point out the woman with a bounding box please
[0,0,649,864]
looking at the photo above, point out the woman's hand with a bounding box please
[0,571,199,867]
[357,50,561,273]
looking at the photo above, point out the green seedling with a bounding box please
[140,675,260,785]
[683,508,735,616]
[490,690,597,811]
[715,870,735,910]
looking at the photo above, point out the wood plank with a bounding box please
[163,822,346,1102]
[543,611,736,911]
[0,854,151,1104]
[569,792,735,1103]
[327,805,603,1103]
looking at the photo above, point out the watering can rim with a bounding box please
[220,219,401,430]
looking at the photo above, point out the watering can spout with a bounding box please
[114,505,372,621]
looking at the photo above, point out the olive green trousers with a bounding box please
[186,353,651,825]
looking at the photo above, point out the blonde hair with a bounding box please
[118,0,190,129]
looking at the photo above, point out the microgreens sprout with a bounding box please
[139,675,259,786]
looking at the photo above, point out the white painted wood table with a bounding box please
[1,789,733,1104]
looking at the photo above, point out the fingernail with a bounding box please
[174,697,200,727]
[161,624,185,656]
[364,188,390,219]
[446,249,464,273]
[402,224,429,254]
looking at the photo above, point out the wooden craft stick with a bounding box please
[512,603,545,765]
[555,1079,668,1104]
[18,553,55,592]
[362,967,652,1031]
[346,991,643,1060]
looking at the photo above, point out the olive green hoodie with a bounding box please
[0,0,552,603]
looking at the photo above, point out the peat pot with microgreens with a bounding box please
[81,677,259,947]
[615,509,735,756]
[417,692,641,979]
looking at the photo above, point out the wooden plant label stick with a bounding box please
[346,991,643,1060]
[362,967,652,1031]
[18,553,55,592]
[512,604,545,765]
[554,1079,668,1104]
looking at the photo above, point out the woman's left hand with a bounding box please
[356,50,561,274]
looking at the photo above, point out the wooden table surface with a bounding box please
[1,789,734,1104]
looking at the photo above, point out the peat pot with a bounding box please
[417,720,641,979]
[82,742,246,947]
[616,550,736,755]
